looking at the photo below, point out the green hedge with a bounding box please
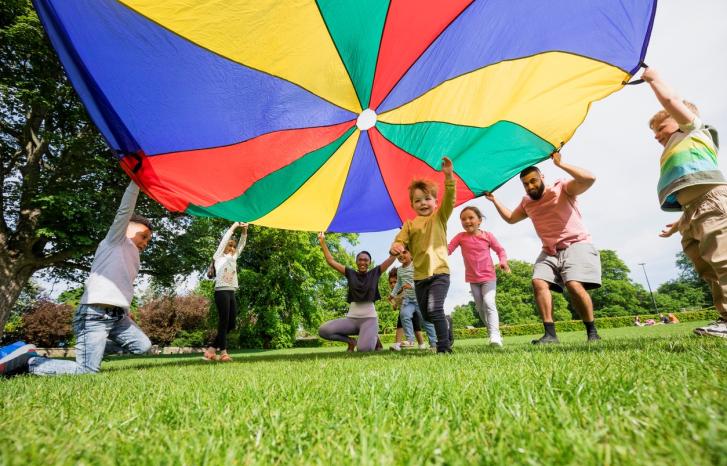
[293,309,720,347]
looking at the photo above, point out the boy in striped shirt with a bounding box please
[644,67,727,338]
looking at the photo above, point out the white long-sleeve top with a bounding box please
[80,182,140,309]
[213,224,247,290]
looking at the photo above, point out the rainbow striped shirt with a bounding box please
[658,117,724,211]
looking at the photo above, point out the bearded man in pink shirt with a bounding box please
[485,152,601,344]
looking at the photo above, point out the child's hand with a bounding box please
[317,232,326,242]
[551,151,562,167]
[641,67,658,83]
[499,262,511,274]
[402,283,413,290]
[483,192,495,202]
[441,156,453,177]
[659,222,678,238]
[390,242,405,255]
[239,222,248,233]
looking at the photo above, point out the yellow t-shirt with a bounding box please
[394,179,456,280]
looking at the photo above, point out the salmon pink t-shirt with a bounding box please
[512,179,591,255]
[448,230,507,282]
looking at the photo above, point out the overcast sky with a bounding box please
[355,0,727,310]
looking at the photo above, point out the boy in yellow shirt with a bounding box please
[390,157,455,353]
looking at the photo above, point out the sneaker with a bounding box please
[531,334,560,345]
[490,339,503,348]
[401,340,414,348]
[0,341,29,361]
[587,333,602,342]
[418,343,428,350]
[389,343,402,352]
[0,342,36,376]
[693,319,727,338]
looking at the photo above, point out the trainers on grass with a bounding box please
[389,343,402,352]
[587,333,602,342]
[531,334,559,345]
[0,342,36,377]
[693,319,727,338]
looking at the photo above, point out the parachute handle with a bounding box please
[623,61,649,85]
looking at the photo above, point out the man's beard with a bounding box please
[527,183,545,200]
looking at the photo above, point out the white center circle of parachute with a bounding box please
[356,108,377,130]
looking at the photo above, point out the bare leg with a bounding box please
[532,279,553,322]
[565,281,594,321]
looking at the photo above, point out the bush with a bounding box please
[170,330,206,348]
[22,300,74,347]
[139,296,210,346]
[2,314,24,344]
[294,308,721,347]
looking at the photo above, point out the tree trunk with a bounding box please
[0,254,35,339]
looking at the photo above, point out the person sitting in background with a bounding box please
[634,316,644,327]
[668,313,680,324]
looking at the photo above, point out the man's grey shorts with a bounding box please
[532,242,602,293]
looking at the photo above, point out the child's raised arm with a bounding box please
[318,232,345,275]
[214,223,238,259]
[105,181,140,244]
[642,67,696,126]
[234,223,248,257]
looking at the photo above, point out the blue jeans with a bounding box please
[415,309,438,346]
[399,298,417,342]
[401,297,437,345]
[28,304,151,375]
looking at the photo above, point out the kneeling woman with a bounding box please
[318,232,397,352]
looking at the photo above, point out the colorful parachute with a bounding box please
[34,0,656,232]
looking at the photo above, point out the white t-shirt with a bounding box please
[80,183,140,309]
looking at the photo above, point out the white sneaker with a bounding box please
[694,319,727,338]
[418,343,428,350]
[490,339,503,347]
[389,343,402,351]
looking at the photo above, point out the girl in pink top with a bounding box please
[448,206,510,346]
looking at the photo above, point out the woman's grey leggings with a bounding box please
[318,317,379,352]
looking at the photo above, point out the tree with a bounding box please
[0,2,219,334]
[230,227,357,349]
[588,250,650,317]
[451,302,478,328]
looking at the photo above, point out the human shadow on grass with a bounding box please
[101,334,720,373]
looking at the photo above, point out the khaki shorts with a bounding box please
[532,242,602,293]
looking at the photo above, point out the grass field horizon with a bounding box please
[1,322,725,465]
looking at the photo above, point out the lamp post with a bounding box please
[638,262,659,313]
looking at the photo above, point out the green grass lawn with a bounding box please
[1,322,725,466]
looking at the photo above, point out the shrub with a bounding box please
[139,295,210,346]
[170,330,206,348]
[22,300,74,347]
[295,308,721,346]
[2,314,24,344]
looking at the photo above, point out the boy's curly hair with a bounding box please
[649,100,699,130]
[408,179,438,203]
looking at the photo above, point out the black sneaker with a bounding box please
[531,334,560,345]
[0,343,36,377]
[587,333,602,342]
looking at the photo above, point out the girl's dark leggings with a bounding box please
[213,289,237,350]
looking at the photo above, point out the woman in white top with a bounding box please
[204,222,247,362]
[317,232,397,352]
